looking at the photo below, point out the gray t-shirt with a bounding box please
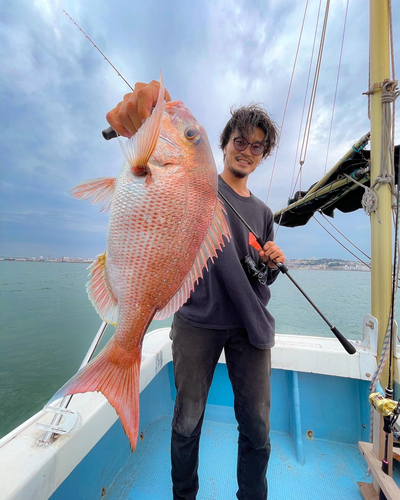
[177,175,279,349]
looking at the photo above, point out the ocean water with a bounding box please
[0,261,392,439]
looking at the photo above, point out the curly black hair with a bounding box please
[220,104,278,159]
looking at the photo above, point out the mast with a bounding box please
[369,0,392,389]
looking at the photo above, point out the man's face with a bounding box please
[223,127,266,179]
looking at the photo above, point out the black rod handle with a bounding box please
[102,126,118,140]
[330,327,356,355]
[275,263,356,355]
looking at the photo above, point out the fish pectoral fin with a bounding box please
[87,252,118,325]
[154,198,231,320]
[48,341,142,451]
[68,177,116,213]
[119,72,165,168]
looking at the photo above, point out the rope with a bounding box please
[362,190,381,222]
[266,0,310,205]
[378,81,399,191]
[369,312,393,442]
[341,173,382,222]
[323,0,349,175]
[361,82,399,223]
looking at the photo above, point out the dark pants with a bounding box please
[170,314,272,500]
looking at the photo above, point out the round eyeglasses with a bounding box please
[233,136,264,156]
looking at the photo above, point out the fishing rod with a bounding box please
[217,190,356,355]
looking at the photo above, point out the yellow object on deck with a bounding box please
[369,392,398,417]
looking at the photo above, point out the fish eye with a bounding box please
[184,126,201,143]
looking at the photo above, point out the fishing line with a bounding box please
[63,11,134,92]
[63,10,136,141]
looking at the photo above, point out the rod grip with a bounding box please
[331,326,356,355]
[102,126,118,140]
[275,262,289,274]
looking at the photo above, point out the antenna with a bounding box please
[63,10,134,91]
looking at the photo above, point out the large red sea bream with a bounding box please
[50,77,230,450]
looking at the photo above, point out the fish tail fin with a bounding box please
[49,342,141,450]
[119,71,165,167]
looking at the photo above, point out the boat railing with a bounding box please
[34,321,109,447]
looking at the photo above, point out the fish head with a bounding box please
[151,100,216,179]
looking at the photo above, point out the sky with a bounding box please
[0,0,399,260]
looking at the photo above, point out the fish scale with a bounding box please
[49,76,230,450]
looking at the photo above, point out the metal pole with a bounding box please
[35,321,109,447]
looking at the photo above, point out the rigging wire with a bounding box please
[323,0,349,175]
[266,0,309,205]
[318,212,370,260]
[315,214,400,291]
[297,0,330,191]
[312,215,371,268]
[289,0,323,199]
[388,0,396,154]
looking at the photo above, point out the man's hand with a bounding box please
[259,241,286,269]
[106,80,171,138]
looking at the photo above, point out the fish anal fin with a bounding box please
[68,177,116,213]
[87,252,118,325]
[119,72,165,168]
[154,198,231,320]
[48,342,141,451]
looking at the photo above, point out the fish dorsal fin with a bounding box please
[154,198,231,320]
[87,252,118,325]
[119,72,165,168]
[68,177,116,213]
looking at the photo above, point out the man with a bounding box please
[107,81,286,500]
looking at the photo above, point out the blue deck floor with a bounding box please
[105,415,378,500]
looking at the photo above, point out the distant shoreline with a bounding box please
[0,259,92,264]
[0,259,371,271]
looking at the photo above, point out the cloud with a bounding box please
[1,0,399,259]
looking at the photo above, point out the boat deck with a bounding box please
[17,335,399,500]
[104,414,381,500]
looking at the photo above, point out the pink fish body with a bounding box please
[51,77,230,449]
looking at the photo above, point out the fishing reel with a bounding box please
[241,255,269,285]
